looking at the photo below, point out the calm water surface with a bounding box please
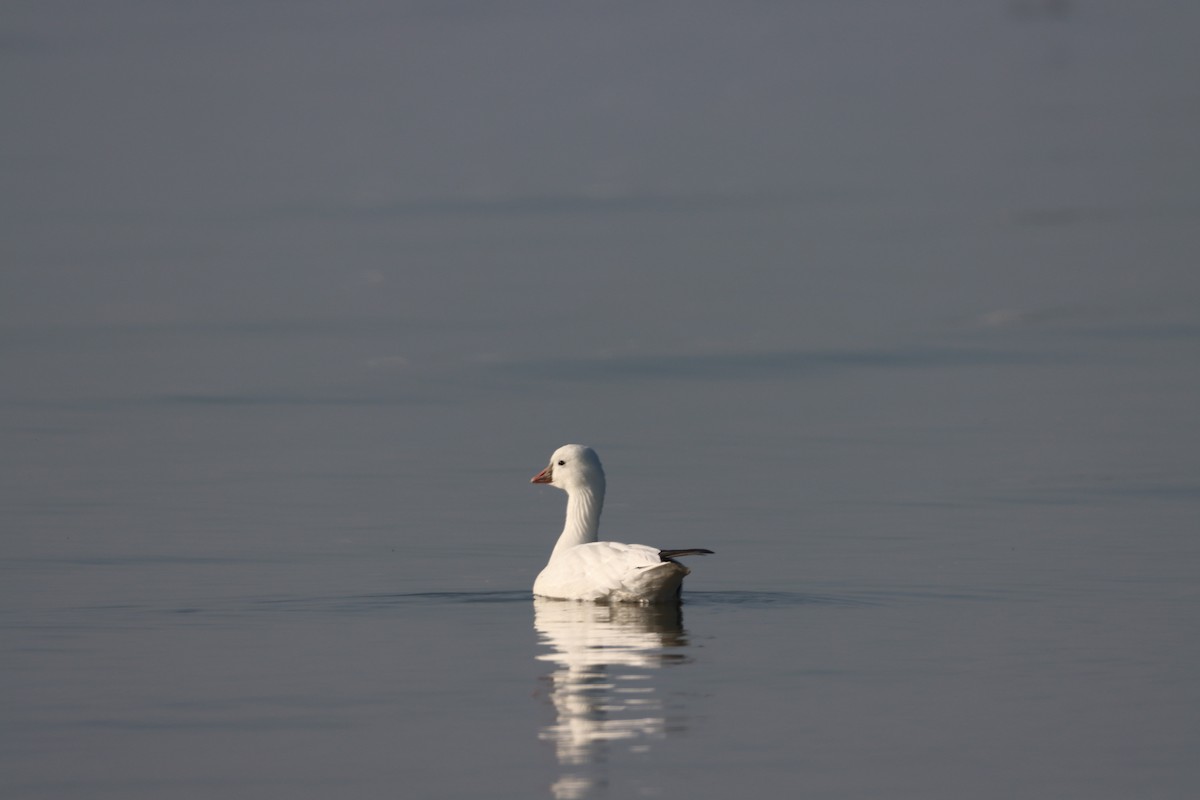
[4,2,1200,798]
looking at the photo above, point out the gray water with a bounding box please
[3,2,1199,798]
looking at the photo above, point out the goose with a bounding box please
[531,444,713,603]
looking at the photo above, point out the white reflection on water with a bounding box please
[533,598,693,799]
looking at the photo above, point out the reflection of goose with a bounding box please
[530,445,713,603]
[533,598,691,799]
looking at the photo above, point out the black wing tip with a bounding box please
[659,548,715,561]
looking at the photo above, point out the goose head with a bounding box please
[531,444,606,496]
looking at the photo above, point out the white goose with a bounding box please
[531,444,713,603]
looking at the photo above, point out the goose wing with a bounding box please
[535,542,694,602]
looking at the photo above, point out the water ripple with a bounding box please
[683,590,874,608]
[248,590,533,613]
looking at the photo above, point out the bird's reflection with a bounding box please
[533,597,692,799]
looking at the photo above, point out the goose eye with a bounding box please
[557,460,566,466]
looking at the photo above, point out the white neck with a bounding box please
[551,483,604,557]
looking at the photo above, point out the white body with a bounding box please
[534,540,692,603]
[530,444,702,604]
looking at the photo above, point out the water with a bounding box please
[3,1,1200,798]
